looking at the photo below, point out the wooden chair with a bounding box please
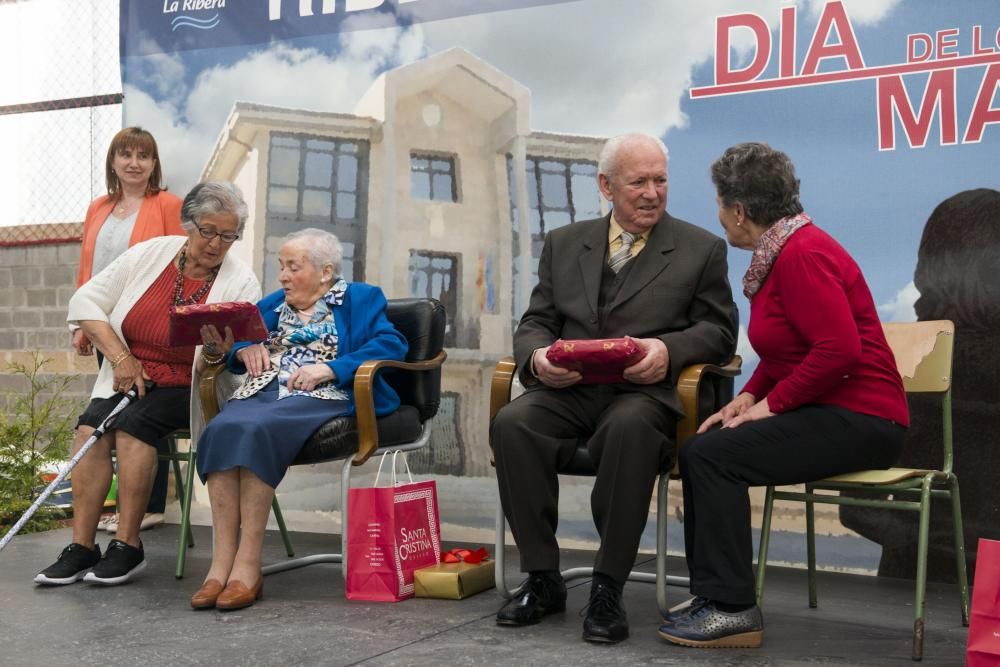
[754,320,970,661]
[489,356,741,617]
[199,298,447,578]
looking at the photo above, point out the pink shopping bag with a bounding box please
[967,539,1000,666]
[346,451,441,601]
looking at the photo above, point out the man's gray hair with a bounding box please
[180,181,249,233]
[284,228,343,275]
[598,133,669,180]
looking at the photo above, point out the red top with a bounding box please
[121,262,209,387]
[742,224,909,426]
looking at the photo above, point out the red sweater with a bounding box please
[121,263,209,387]
[742,225,908,426]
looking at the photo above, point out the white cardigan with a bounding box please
[67,235,261,443]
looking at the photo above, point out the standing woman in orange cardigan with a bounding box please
[74,126,185,533]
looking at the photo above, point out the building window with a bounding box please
[409,250,458,347]
[410,153,458,202]
[265,133,369,289]
[508,156,602,325]
[408,393,464,476]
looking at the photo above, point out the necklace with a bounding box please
[173,244,219,306]
[114,196,142,215]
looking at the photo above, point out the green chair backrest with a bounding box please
[881,320,954,394]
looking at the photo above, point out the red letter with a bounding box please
[908,33,932,62]
[936,29,959,59]
[801,1,865,76]
[715,13,771,85]
[779,6,796,78]
[971,26,997,55]
[964,64,1000,144]
[877,70,957,150]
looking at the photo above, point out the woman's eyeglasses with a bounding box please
[196,224,240,243]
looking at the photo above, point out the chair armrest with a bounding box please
[675,356,743,444]
[352,350,448,466]
[199,363,228,423]
[489,356,517,421]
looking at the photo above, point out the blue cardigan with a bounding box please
[228,283,408,417]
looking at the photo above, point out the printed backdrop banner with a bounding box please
[119,0,1000,577]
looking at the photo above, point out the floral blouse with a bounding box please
[231,279,351,402]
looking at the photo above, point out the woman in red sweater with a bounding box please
[658,143,907,649]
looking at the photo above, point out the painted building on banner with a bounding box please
[201,47,607,481]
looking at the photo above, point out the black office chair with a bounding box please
[199,297,447,577]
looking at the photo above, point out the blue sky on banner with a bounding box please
[121,0,999,371]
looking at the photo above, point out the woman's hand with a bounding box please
[721,397,774,429]
[236,344,271,377]
[200,325,234,360]
[72,329,93,356]
[112,353,149,398]
[287,364,335,392]
[697,392,757,433]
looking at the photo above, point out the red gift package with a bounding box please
[168,301,269,347]
[545,337,644,384]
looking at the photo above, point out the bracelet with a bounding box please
[109,350,132,369]
[202,350,225,365]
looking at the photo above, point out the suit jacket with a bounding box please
[513,212,737,417]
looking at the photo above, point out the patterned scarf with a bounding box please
[743,213,813,299]
[232,279,351,402]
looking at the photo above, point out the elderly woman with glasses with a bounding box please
[190,228,407,611]
[34,182,260,588]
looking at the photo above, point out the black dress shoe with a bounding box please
[496,574,567,626]
[582,582,629,643]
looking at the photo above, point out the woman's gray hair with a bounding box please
[710,142,803,227]
[598,133,669,180]
[283,228,343,275]
[180,181,249,233]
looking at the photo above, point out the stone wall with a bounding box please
[0,231,98,411]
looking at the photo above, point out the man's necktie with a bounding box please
[608,231,637,274]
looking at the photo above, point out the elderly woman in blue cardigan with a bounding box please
[191,228,407,611]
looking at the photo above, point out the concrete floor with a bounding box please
[0,524,969,666]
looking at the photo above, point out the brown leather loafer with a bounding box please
[216,577,263,611]
[190,579,225,610]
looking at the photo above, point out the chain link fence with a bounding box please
[0,0,122,238]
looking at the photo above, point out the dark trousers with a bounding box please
[490,385,677,584]
[679,404,905,604]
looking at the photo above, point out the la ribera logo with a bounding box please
[162,0,226,32]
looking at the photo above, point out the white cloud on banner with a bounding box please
[736,324,759,368]
[126,0,902,193]
[877,281,919,322]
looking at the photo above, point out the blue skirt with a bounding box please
[196,379,352,488]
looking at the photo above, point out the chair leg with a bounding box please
[271,496,295,557]
[175,447,198,579]
[948,476,970,626]
[755,485,775,605]
[912,476,933,661]
[806,487,817,609]
[166,439,194,549]
[655,474,670,618]
[495,483,515,599]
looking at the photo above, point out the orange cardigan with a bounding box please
[77,190,185,286]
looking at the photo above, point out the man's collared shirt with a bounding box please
[608,216,648,259]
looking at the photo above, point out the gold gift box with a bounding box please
[414,559,496,600]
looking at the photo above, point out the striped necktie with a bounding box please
[608,231,637,274]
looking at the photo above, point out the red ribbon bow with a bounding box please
[441,547,490,564]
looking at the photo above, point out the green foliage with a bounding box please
[0,353,82,534]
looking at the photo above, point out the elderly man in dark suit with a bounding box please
[491,133,736,643]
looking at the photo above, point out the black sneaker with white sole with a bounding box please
[34,543,102,585]
[84,539,146,585]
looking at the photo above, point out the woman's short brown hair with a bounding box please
[105,126,163,200]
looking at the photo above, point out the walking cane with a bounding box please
[0,382,151,553]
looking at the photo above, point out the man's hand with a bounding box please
[622,337,669,385]
[532,346,582,388]
[72,329,93,356]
